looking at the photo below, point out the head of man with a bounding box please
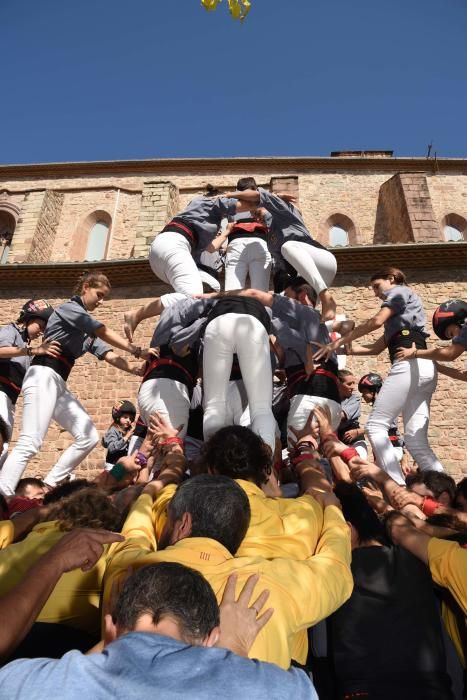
[158,474,251,555]
[406,470,456,507]
[15,477,46,500]
[200,426,272,487]
[334,481,386,549]
[236,176,257,191]
[107,562,220,647]
[284,277,317,307]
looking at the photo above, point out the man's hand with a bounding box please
[361,483,392,515]
[391,487,425,511]
[342,428,359,444]
[312,339,341,362]
[349,458,381,481]
[45,529,124,573]
[288,410,319,449]
[34,340,62,358]
[217,574,273,657]
[275,191,297,204]
[148,412,183,442]
[394,343,417,362]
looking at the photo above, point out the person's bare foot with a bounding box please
[320,290,336,322]
[123,309,141,342]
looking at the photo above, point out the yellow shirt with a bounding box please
[428,537,467,614]
[151,481,324,560]
[0,520,109,634]
[0,520,14,550]
[104,491,353,670]
[428,537,467,666]
[235,480,324,559]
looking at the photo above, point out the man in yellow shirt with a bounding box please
[104,474,353,670]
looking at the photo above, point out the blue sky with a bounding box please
[2,0,467,163]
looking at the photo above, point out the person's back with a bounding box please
[330,483,452,700]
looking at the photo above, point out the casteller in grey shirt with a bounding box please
[0,631,317,700]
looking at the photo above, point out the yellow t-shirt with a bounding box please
[103,491,353,670]
[0,520,14,550]
[0,520,109,634]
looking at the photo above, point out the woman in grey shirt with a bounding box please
[314,266,444,484]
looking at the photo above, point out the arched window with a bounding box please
[85,220,110,261]
[0,210,16,265]
[444,225,463,242]
[329,225,349,247]
[441,213,466,242]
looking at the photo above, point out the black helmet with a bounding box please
[358,372,383,394]
[18,299,54,325]
[112,400,136,421]
[432,299,467,340]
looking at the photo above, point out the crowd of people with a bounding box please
[0,176,465,699]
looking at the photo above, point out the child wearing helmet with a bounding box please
[102,400,137,468]
[395,299,467,368]
[0,300,57,469]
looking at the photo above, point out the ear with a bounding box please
[203,626,220,648]
[173,511,193,542]
[437,491,451,507]
[104,614,118,646]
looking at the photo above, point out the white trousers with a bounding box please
[149,231,203,295]
[287,394,342,445]
[203,314,275,453]
[281,241,337,295]
[0,366,99,495]
[198,269,221,292]
[0,392,15,471]
[138,377,190,438]
[224,238,272,291]
[366,358,444,485]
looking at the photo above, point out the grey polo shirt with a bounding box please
[380,285,429,343]
[177,196,238,252]
[258,188,313,258]
[0,323,30,376]
[44,296,111,360]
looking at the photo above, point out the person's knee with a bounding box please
[75,424,99,451]
[16,432,43,457]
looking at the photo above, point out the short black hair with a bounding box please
[168,474,251,555]
[0,415,10,445]
[42,479,94,505]
[285,276,318,305]
[334,481,386,544]
[15,477,44,496]
[236,176,257,191]
[406,470,456,504]
[200,426,272,487]
[113,562,219,644]
[454,476,467,500]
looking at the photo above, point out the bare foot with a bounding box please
[123,309,141,342]
[320,290,336,322]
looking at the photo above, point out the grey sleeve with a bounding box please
[343,394,361,421]
[216,197,238,219]
[87,337,113,360]
[271,295,305,331]
[380,287,406,316]
[0,325,18,348]
[258,188,303,224]
[152,299,212,347]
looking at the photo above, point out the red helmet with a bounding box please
[358,372,383,394]
[432,299,467,340]
[112,400,136,421]
[18,299,54,325]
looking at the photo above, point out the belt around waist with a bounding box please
[142,357,196,390]
[388,328,428,363]
[0,376,22,404]
[161,219,199,249]
[286,365,340,401]
[31,354,75,381]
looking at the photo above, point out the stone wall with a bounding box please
[0,267,466,481]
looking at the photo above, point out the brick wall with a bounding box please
[28,190,64,263]
[0,267,466,481]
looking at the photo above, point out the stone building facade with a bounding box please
[1,152,466,479]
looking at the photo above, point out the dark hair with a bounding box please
[236,177,257,191]
[334,481,386,544]
[168,475,251,555]
[406,470,456,504]
[204,183,221,197]
[15,477,44,496]
[113,562,219,643]
[43,478,93,505]
[0,494,8,520]
[46,487,122,532]
[0,415,10,445]
[73,270,111,295]
[200,426,272,487]
[285,276,318,305]
[369,267,406,286]
[454,477,467,507]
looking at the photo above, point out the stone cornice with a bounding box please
[0,156,467,180]
[1,242,466,288]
